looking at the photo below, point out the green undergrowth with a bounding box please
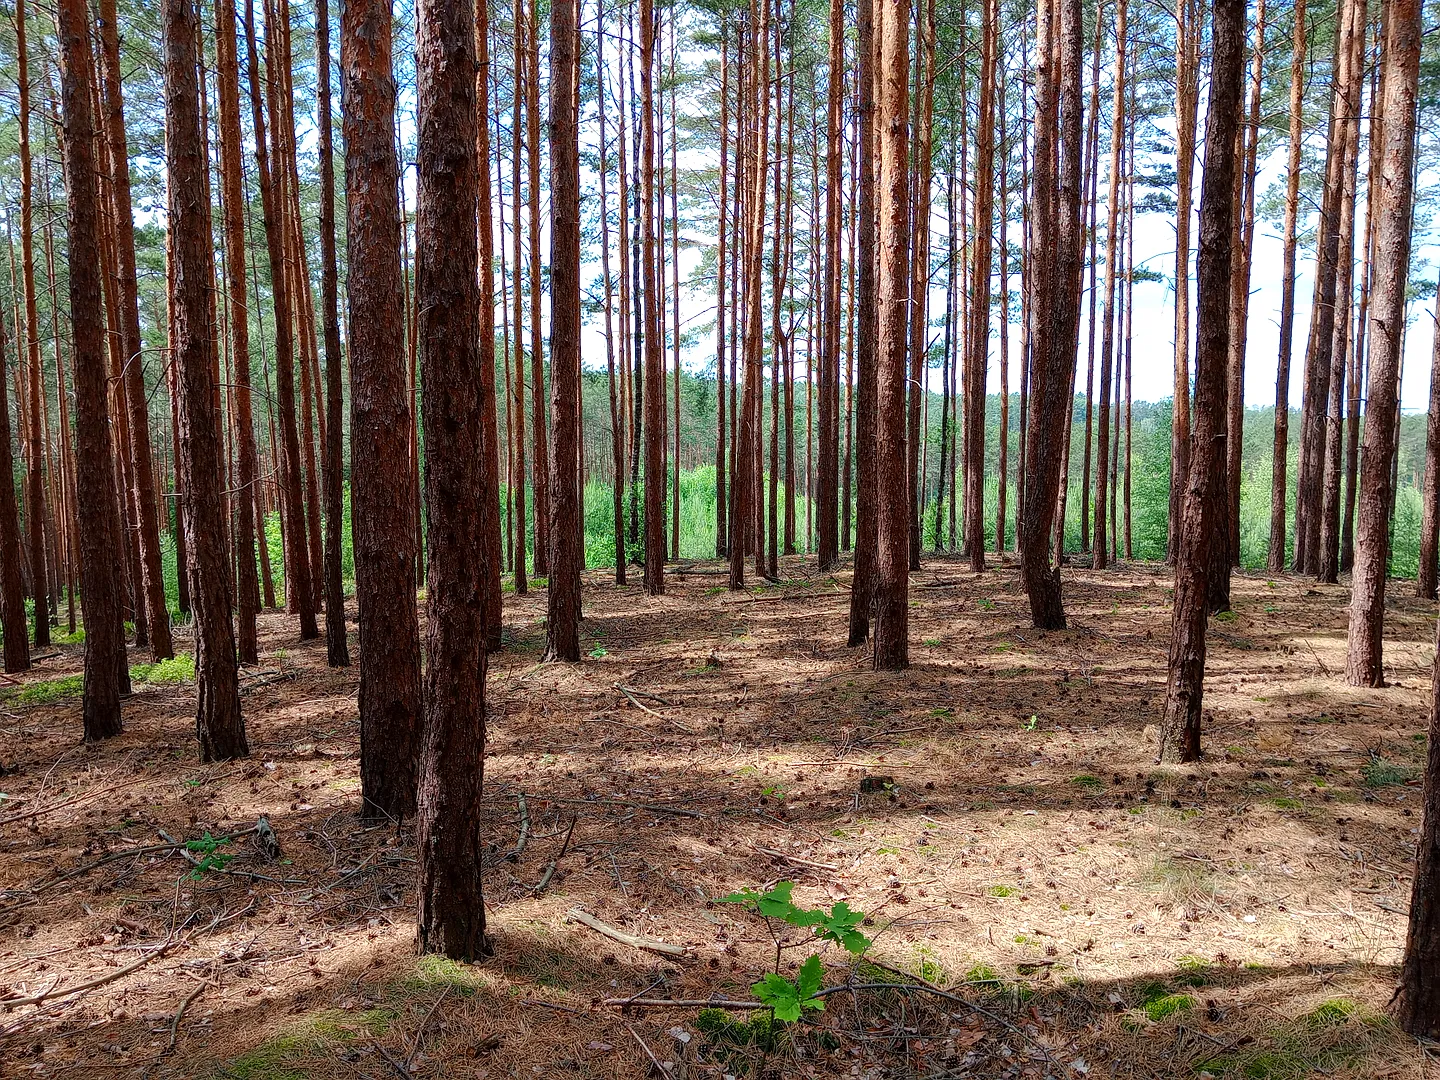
[1195,998,1390,1079]
[218,1008,397,1080]
[3,653,194,706]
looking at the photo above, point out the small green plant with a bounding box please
[1071,774,1105,791]
[1022,714,1039,732]
[987,884,1018,898]
[978,597,996,611]
[185,832,235,879]
[718,881,872,1026]
[1362,753,1418,788]
[588,644,608,658]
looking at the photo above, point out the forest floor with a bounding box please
[0,556,1435,1079]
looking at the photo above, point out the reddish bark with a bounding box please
[163,0,248,761]
[341,0,423,818]
[846,0,878,645]
[545,0,582,662]
[98,0,173,661]
[1345,0,1419,689]
[57,0,127,741]
[0,305,29,673]
[872,0,910,671]
[216,0,262,664]
[1157,0,1245,763]
[414,0,491,961]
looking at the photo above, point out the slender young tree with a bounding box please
[342,0,423,819]
[215,0,262,664]
[965,0,997,573]
[1167,0,1198,564]
[0,305,29,674]
[815,0,843,571]
[56,0,127,741]
[872,0,910,670]
[164,0,248,761]
[1346,0,1419,689]
[846,0,878,644]
[476,0,504,648]
[414,0,490,961]
[1093,0,1126,569]
[641,0,665,594]
[243,0,316,638]
[15,0,49,648]
[99,0,173,661]
[1268,0,1305,572]
[546,0,582,662]
[314,0,348,667]
[1157,0,1244,763]
[713,28,729,560]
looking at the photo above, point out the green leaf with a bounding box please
[811,902,872,955]
[717,887,763,907]
[753,973,803,1022]
[795,953,826,1008]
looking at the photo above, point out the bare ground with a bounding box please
[0,555,1433,1079]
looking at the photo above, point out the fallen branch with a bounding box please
[753,846,838,871]
[505,794,530,863]
[567,908,688,957]
[787,760,920,769]
[1,937,176,1010]
[533,815,578,894]
[163,981,208,1055]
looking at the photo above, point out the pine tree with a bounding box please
[414,0,491,961]
[342,0,423,819]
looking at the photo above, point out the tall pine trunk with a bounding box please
[0,305,30,673]
[872,0,910,670]
[846,0,878,644]
[316,0,348,667]
[1345,0,1419,688]
[342,0,423,819]
[546,0,582,662]
[57,0,127,740]
[163,0,248,761]
[414,0,490,961]
[1158,0,1244,763]
[99,0,173,660]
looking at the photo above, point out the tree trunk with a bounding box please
[1269,0,1305,573]
[965,0,997,573]
[996,59,1011,556]
[342,0,423,819]
[510,2,529,595]
[243,0,315,638]
[1345,0,1419,688]
[641,0,665,594]
[847,0,877,645]
[16,0,50,649]
[57,0,127,741]
[1019,0,1082,631]
[0,305,30,673]
[163,0,248,762]
[872,0,910,671]
[1318,0,1365,584]
[215,0,262,664]
[414,0,491,961]
[598,0,627,583]
[816,0,843,572]
[475,0,504,647]
[1093,0,1126,569]
[1295,2,1353,575]
[545,0,582,662]
[98,0,173,661]
[315,0,348,667]
[1168,0,1198,566]
[1157,0,1245,763]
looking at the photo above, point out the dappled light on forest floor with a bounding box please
[0,556,1432,1078]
